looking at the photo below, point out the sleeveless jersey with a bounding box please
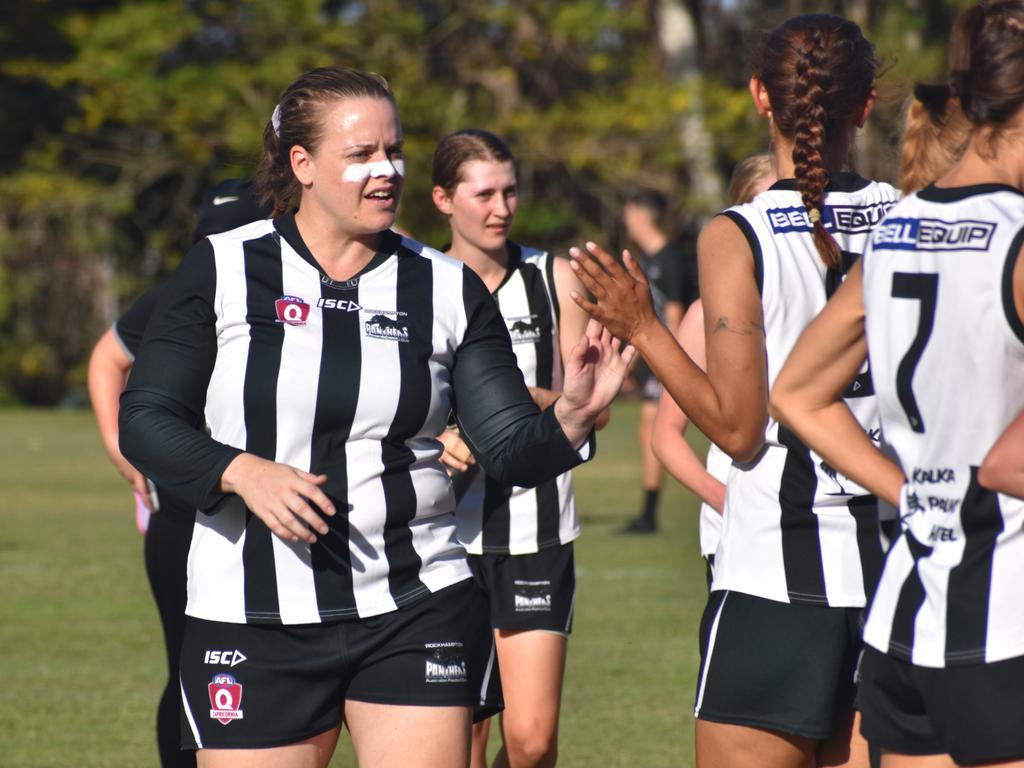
[712,172,899,607]
[861,183,1024,667]
[456,244,579,555]
[699,443,730,558]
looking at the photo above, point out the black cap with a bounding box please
[193,178,272,243]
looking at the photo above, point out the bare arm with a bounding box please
[651,300,726,512]
[570,215,768,461]
[979,409,1024,497]
[87,329,153,509]
[770,261,905,507]
[978,247,1024,497]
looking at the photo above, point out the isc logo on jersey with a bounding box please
[872,217,996,252]
[208,673,243,725]
[275,296,310,326]
[317,297,361,312]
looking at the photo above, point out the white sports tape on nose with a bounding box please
[342,159,405,183]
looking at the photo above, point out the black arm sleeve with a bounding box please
[114,285,165,359]
[118,240,243,510]
[451,268,593,488]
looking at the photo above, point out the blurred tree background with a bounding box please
[0,0,969,404]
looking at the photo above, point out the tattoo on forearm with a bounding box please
[712,316,765,336]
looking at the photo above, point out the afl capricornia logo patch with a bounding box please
[208,673,244,724]
[275,296,310,326]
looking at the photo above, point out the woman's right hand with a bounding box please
[108,447,155,511]
[220,454,336,544]
[437,429,476,475]
[568,242,662,344]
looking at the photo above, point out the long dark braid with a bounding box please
[754,14,877,269]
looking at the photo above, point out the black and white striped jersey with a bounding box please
[861,184,1024,667]
[455,244,578,555]
[713,173,899,607]
[699,443,730,558]
[119,215,591,625]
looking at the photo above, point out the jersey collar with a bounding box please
[915,182,1024,203]
[768,171,871,194]
[273,212,402,289]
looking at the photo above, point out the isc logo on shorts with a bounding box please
[208,673,244,725]
[424,642,467,683]
[204,649,247,668]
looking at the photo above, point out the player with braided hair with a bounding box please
[773,1,1024,764]
[568,13,896,768]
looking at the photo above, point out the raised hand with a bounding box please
[220,454,336,544]
[555,318,637,446]
[568,241,661,343]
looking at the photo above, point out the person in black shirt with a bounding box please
[118,66,632,768]
[87,179,269,768]
[620,188,698,533]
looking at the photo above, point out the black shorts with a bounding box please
[179,579,492,749]
[858,646,1024,765]
[468,543,576,634]
[695,590,862,740]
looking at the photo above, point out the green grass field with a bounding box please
[0,403,710,767]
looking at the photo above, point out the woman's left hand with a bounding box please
[568,242,661,343]
[555,319,636,446]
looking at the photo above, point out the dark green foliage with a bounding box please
[0,1,963,403]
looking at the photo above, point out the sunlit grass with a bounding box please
[0,403,709,767]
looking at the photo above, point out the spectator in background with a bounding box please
[87,177,269,768]
[620,188,698,533]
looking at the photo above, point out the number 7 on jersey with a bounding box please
[891,272,939,434]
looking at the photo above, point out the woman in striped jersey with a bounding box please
[119,67,632,768]
[570,14,896,768]
[773,2,1024,765]
[429,129,597,768]
[651,153,776,589]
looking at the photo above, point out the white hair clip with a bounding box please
[271,104,282,138]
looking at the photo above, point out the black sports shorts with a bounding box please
[858,645,1024,765]
[468,543,576,634]
[179,578,491,750]
[694,590,862,740]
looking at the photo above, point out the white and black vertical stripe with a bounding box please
[181,220,476,624]
[241,235,286,622]
[861,186,1024,667]
[457,244,579,556]
[712,175,898,609]
[777,426,826,604]
[380,252,435,605]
